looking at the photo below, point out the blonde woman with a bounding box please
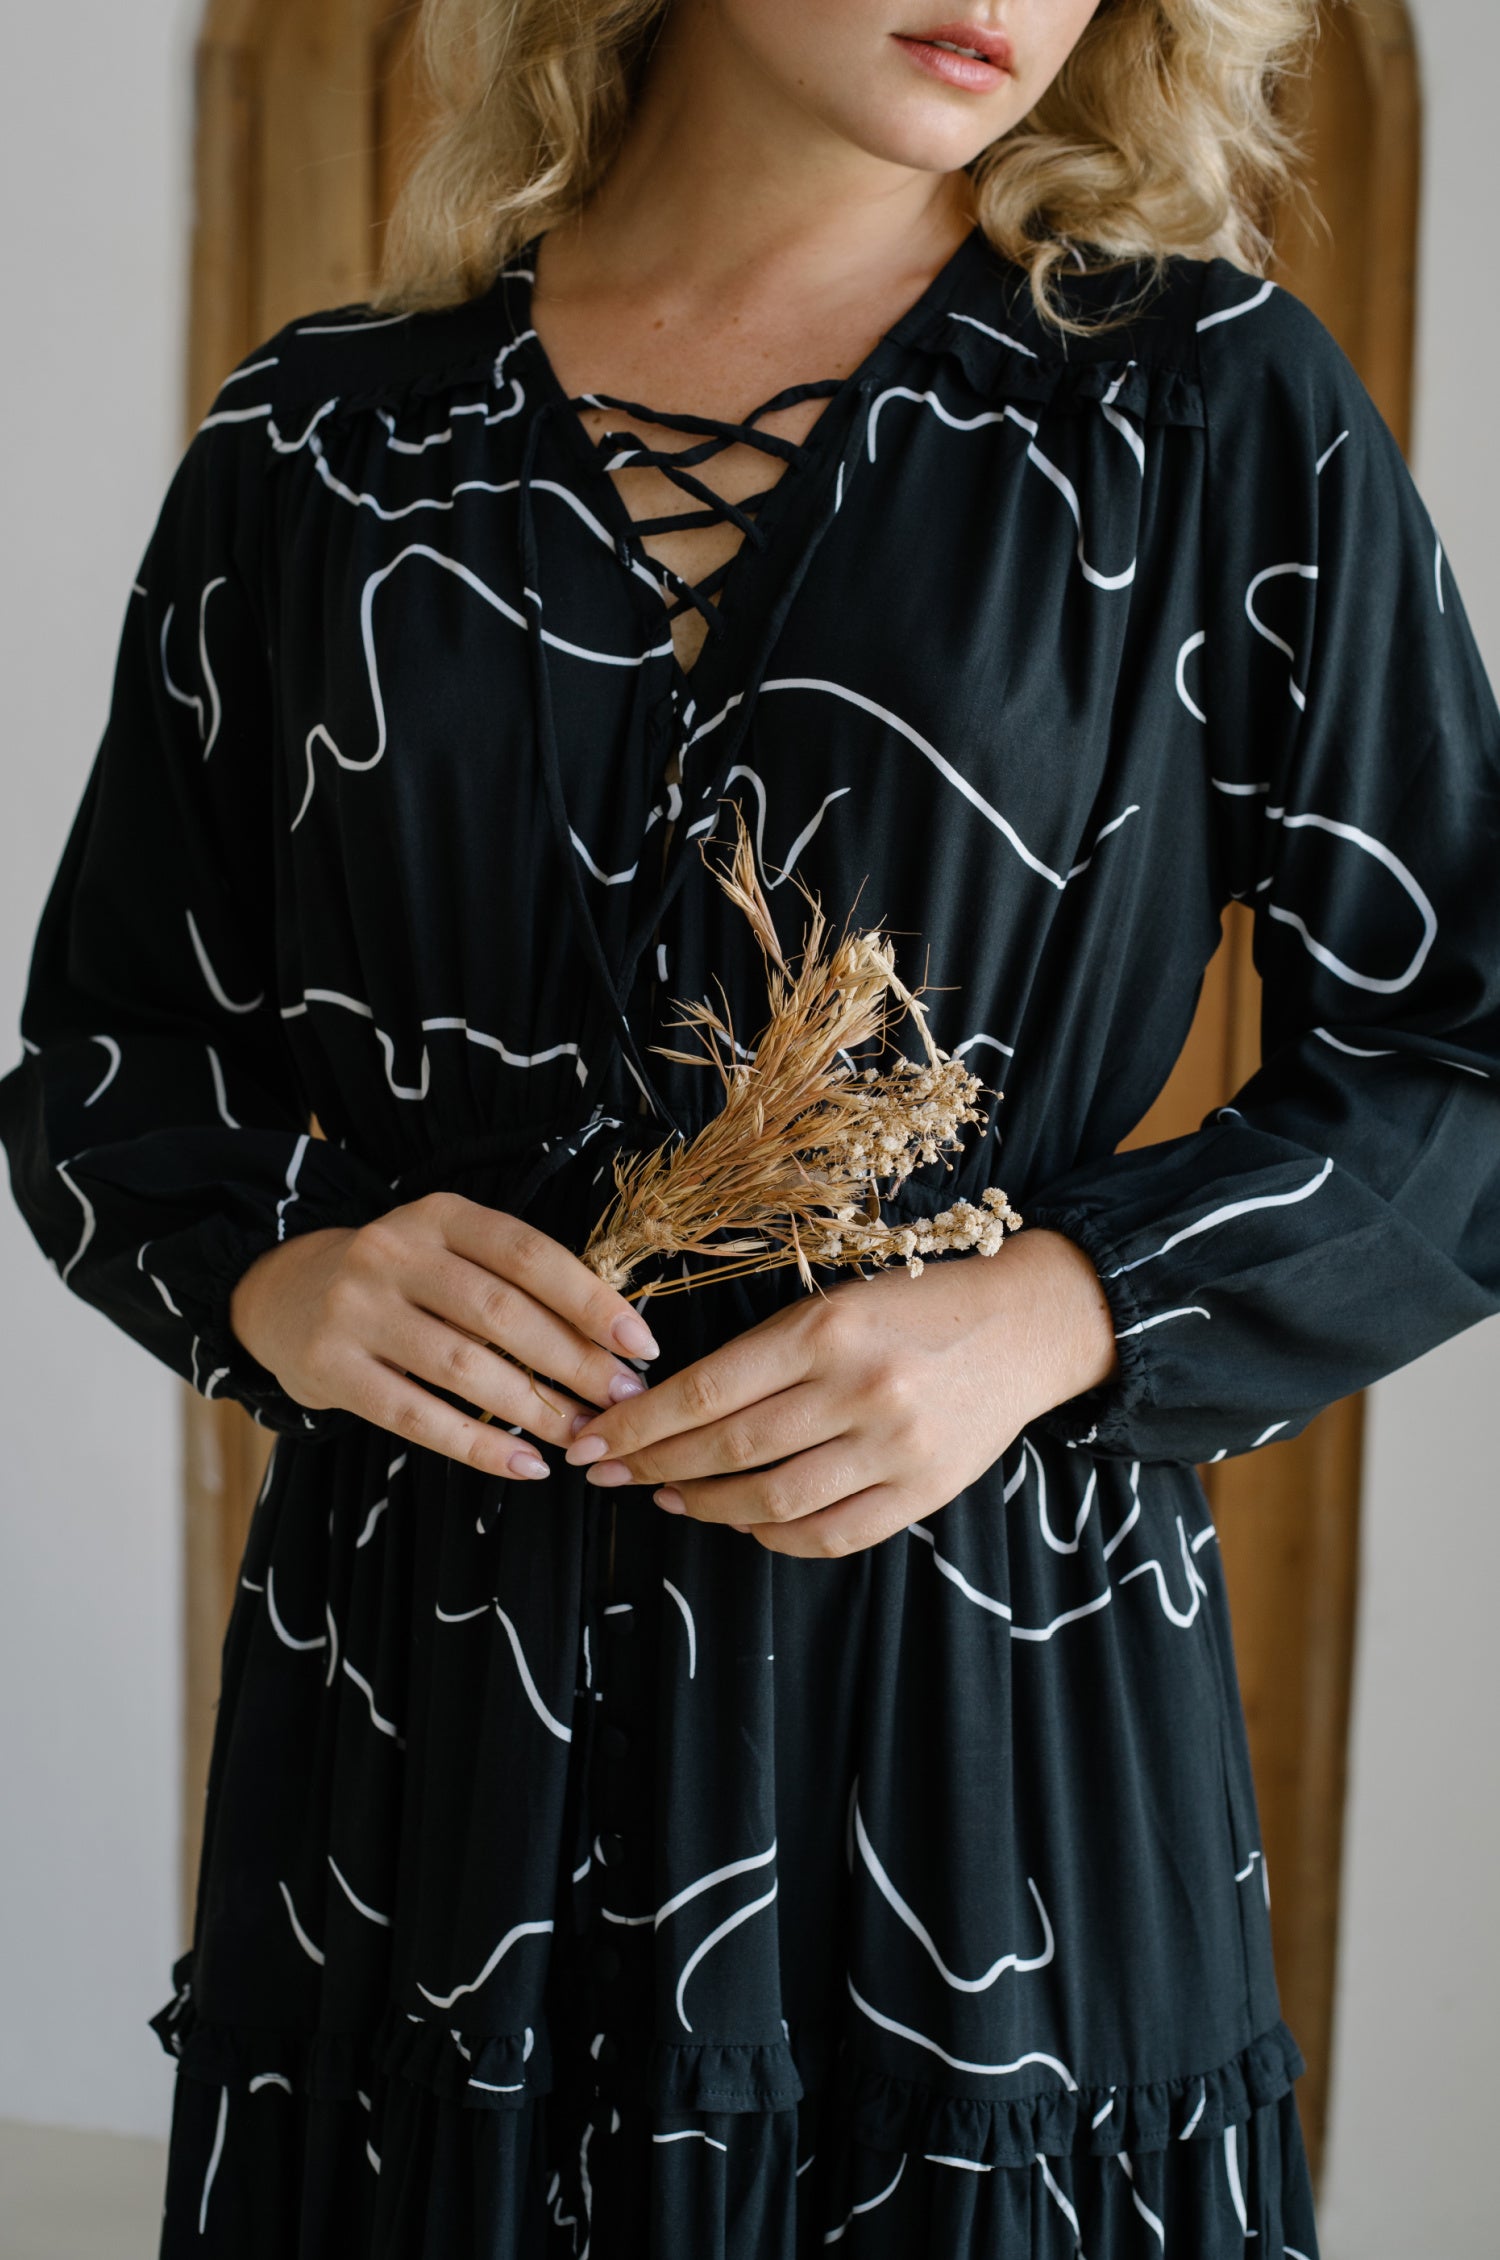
[4,0,1496,2252]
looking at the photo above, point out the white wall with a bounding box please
[1317,5,1500,2255]
[0,4,1496,2236]
[0,3,196,2140]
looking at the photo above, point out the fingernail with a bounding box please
[608,1371,647,1403]
[569,1410,592,1438]
[508,1448,549,1480]
[585,1460,632,1487]
[612,1312,661,1358]
[654,1488,686,1515]
[567,1434,609,1465]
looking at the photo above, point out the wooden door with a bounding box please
[181,0,1421,2187]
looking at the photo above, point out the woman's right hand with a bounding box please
[227,1192,660,1480]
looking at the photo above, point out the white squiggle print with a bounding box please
[1245,562,1318,712]
[1003,405,1138,590]
[1067,803,1142,880]
[822,2154,907,2242]
[1115,1516,1208,1628]
[266,1567,327,1652]
[662,1577,697,1679]
[198,2089,228,2233]
[216,357,279,391]
[248,2072,292,2095]
[1224,2124,1250,2233]
[82,1035,121,1108]
[1314,1026,1394,1060]
[674,1876,780,2032]
[722,764,852,887]
[1034,1442,1096,1554]
[1316,429,1350,476]
[416,1915,554,2008]
[138,1243,183,1318]
[1101,363,1146,475]
[268,401,339,454]
[294,311,410,335]
[494,1602,573,1742]
[953,1031,1014,1063]
[305,430,658,582]
[291,543,672,831]
[848,1974,1078,2085]
[1180,2079,1208,2138]
[1196,279,1276,332]
[187,909,264,1014]
[1176,629,1207,724]
[342,1656,402,1741]
[1115,1305,1211,1338]
[753,678,1140,893]
[1103,1462,1143,1561]
[422,1014,588,1087]
[946,311,1039,359]
[1105,1157,1334,1277]
[853,1791,1054,1989]
[653,2128,728,2152]
[328,1853,391,1927]
[866,384,1011,463]
[206,1045,239,1129]
[277,1879,325,1966]
[655,1842,778,1931]
[357,1495,389,1548]
[1264,809,1438,996]
[569,831,639,886]
[907,1522,1012,1623]
[1117,2152,1166,2247]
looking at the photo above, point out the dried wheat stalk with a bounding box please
[581,806,1022,1297]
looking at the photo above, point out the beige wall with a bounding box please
[0,1,196,2138]
[1317,7,1500,2253]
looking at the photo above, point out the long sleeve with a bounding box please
[0,399,392,1434]
[1024,278,1500,1466]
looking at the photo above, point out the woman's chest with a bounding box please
[267,392,1217,1013]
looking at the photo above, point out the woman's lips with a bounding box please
[892,28,1013,92]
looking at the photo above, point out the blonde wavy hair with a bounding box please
[371,0,1318,330]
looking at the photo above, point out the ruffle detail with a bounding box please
[825,2020,1305,2168]
[905,299,1205,427]
[152,1953,556,2115]
[152,1952,1302,2162]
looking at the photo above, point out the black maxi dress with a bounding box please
[4,224,1499,2259]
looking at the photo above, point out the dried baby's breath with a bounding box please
[581,806,1022,1296]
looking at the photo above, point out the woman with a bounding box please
[4,0,1496,2251]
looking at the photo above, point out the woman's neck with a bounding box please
[541,4,975,324]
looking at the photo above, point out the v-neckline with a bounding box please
[506,221,990,704]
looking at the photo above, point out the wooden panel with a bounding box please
[181,0,1421,2195]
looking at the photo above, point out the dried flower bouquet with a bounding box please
[581,808,1022,1299]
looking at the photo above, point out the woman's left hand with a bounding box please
[562,1227,1120,1556]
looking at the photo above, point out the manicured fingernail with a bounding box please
[654,1488,686,1515]
[608,1371,647,1403]
[612,1313,661,1358]
[585,1460,632,1487]
[569,1411,592,1438]
[508,1448,549,1479]
[567,1433,609,1465]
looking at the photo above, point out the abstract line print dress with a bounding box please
[4,223,1498,2259]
